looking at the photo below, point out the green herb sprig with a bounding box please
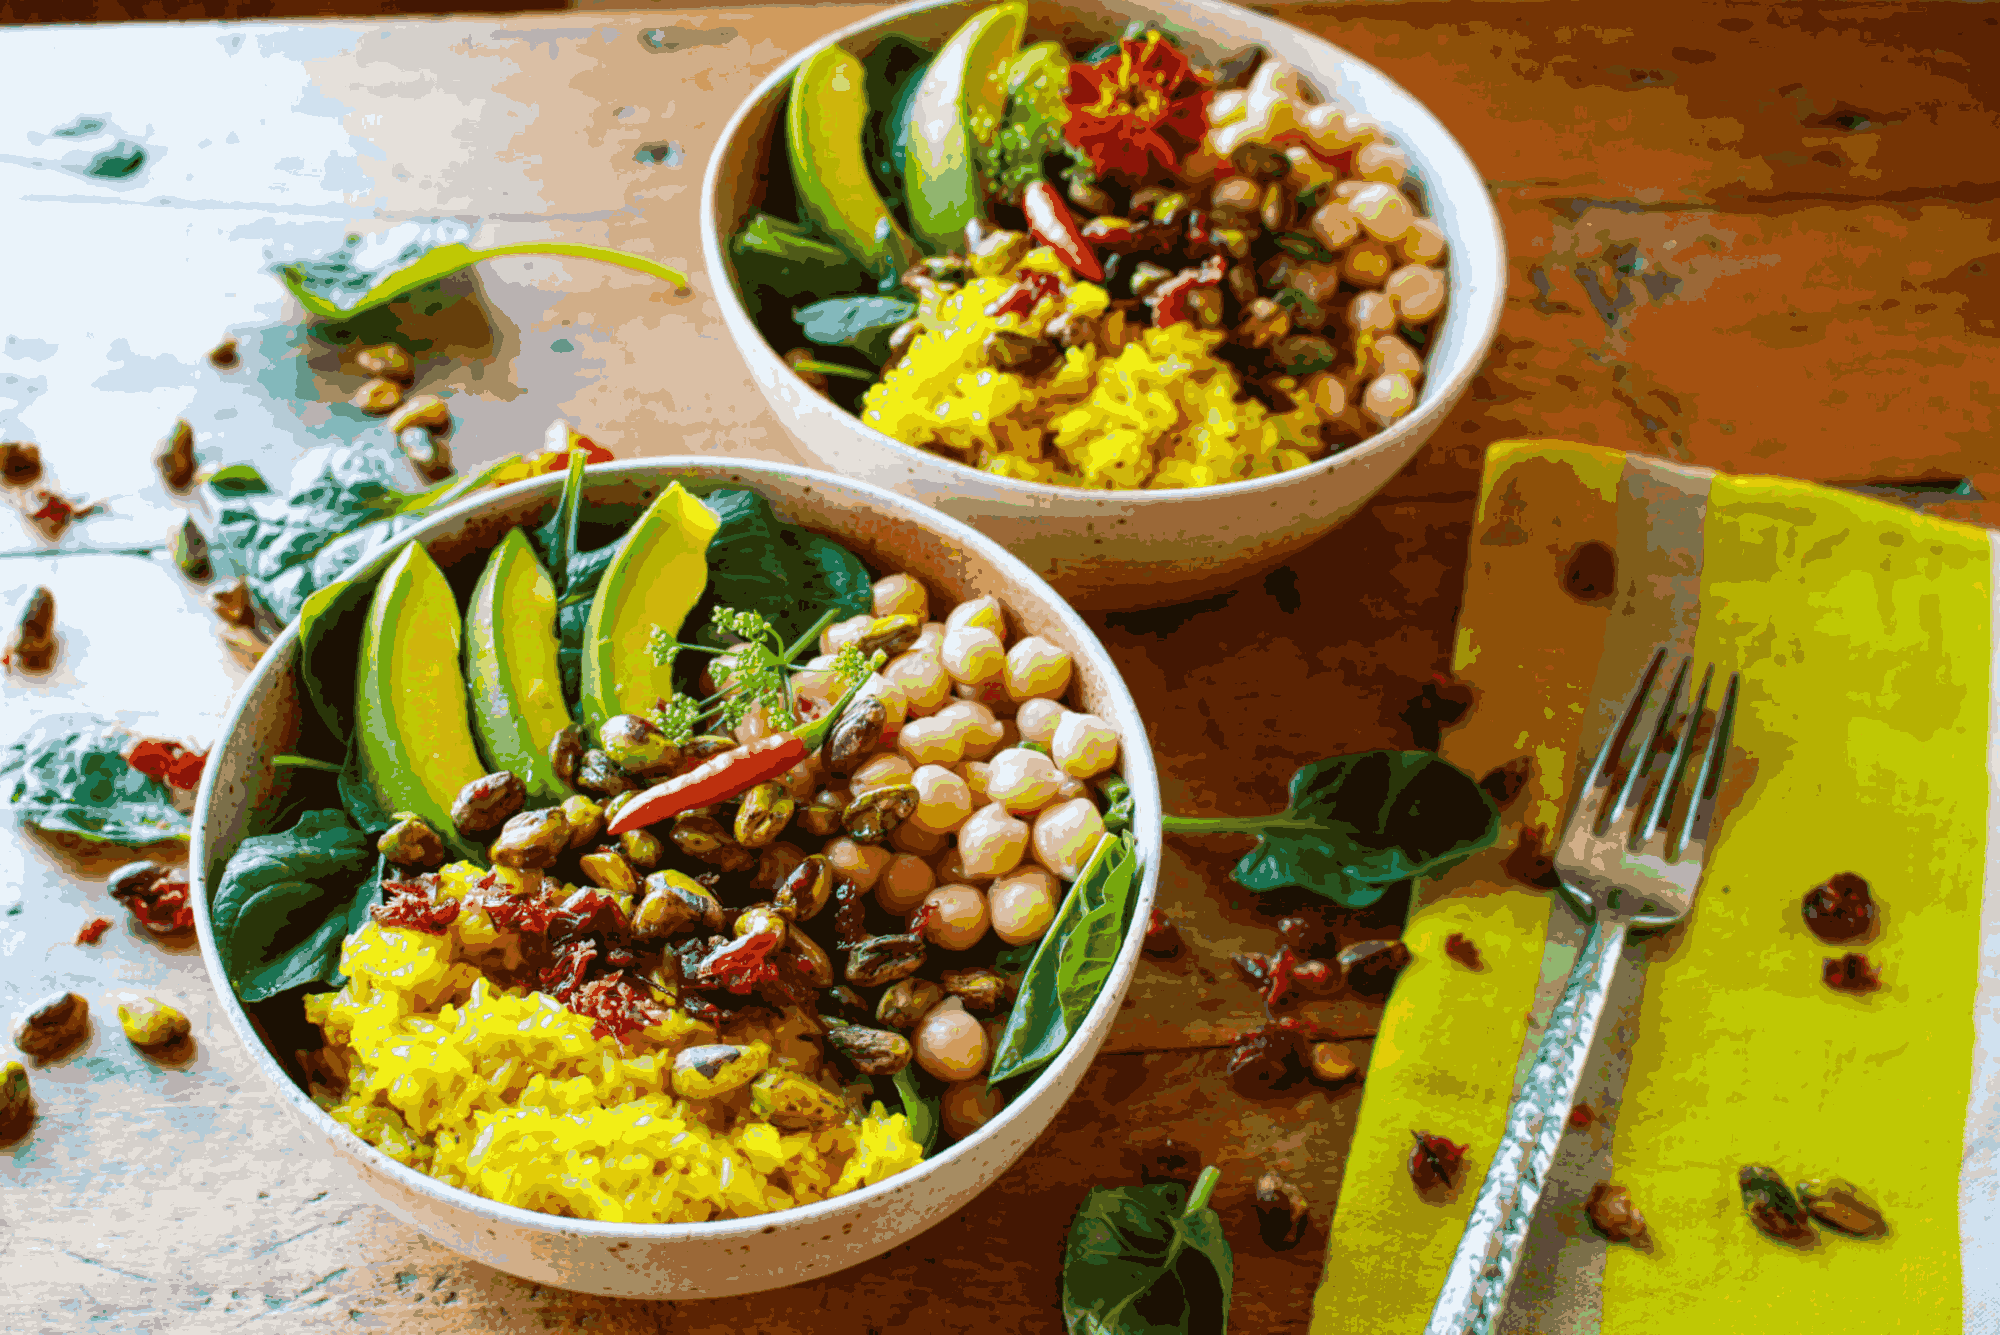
[644,605,875,745]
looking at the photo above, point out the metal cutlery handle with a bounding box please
[1422,915,1631,1335]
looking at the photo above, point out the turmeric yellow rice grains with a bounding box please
[301,863,923,1225]
[861,247,1331,489]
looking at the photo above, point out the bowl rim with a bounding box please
[190,456,1162,1243]
[697,0,1507,507]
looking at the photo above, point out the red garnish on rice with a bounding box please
[372,875,460,934]
[1063,32,1212,181]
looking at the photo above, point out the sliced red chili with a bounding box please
[1022,180,1104,281]
[986,269,1065,320]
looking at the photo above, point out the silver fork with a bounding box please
[1422,648,1743,1335]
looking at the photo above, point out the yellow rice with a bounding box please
[301,862,924,1224]
[861,246,1331,489]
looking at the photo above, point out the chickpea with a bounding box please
[1055,773,1091,804]
[872,573,929,622]
[821,613,874,657]
[944,596,1006,639]
[1033,799,1107,881]
[952,678,1018,720]
[1348,182,1416,243]
[1355,140,1411,184]
[884,650,951,715]
[912,620,948,654]
[1399,218,1448,266]
[936,700,1005,760]
[1386,263,1446,323]
[921,885,990,951]
[852,754,915,791]
[898,714,966,768]
[914,997,988,1081]
[854,673,910,728]
[780,754,822,803]
[1015,698,1070,747]
[934,844,991,886]
[1340,239,1395,288]
[941,1080,1008,1141]
[1210,88,1248,125]
[1348,291,1398,335]
[1362,372,1418,427]
[989,867,1061,945]
[826,837,892,892]
[909,764,974,834]
[1051,712,1120,779]
[734,704,778,745]
[890,818,949,856]
[1308,200,1360,252]
[941,625,1006,687]
[1370,334,1424,379]
[957,804,1030,879]
[986,748,1065,813]
[1002,636,1073,702]
[1303,371,1347,419]
[876,852,937,914]
[959,760,996,809]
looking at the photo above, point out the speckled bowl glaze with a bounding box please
[192,459,1161,1299]
[702,0,1505,611]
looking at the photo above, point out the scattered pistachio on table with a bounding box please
[386,393,452,437]
[207,337,240,370]
[1739,1165,1815,1245]
[170,516,212,581]
[1307,1041,1358,1085]
[351,377,404,416]
[208,577,256,629]
[155,419,196,491]
[0,1060,30,1122]
[114,994,191,1050]
[0,442,43,486]
[12,991,88,1061]
[397,427,453,484]
[1256,1171,1310,1250]
[6,586,58,673]
[1585,1182,1647,1243]
[1796,1178,1887,1238]
[355,342,415,383]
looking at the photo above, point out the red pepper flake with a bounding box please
[125,739,208,791]
[533,436,614,474]
[76,916,113,945]
[1149,256,1226,328]
[697,931,785,995]
[1444,933,1484,970]
[1264,946,1299,1007]
[480,882,560,934]
[569,972,669,1043]
[372,875,460,935]
[986,269,1065,321]
[1408,1131,1468,1192]
[1568,1103,1594,1129]
[1823,953,1881,994]
[1063,32,1213,182]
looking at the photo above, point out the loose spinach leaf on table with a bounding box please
[275,217,686,321]
[698,488,875,646]
[1062,1167,1232,1335]
[794,296,917,366]
[989,832,1140,1087]
[892,1066,941,1156]
[211,808,377,1003]
[0,716,188,848]
[1161,750,1499,908]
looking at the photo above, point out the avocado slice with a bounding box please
[578,482,720,737]
[356,541,488,863]
[903,2,1026,253]
[789,45,922,279]
[464,526,575,804]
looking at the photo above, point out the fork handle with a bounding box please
[1421,915,1631,1335]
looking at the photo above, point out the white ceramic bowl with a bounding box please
[192,458,1161,1299]
[702,0,1504,611]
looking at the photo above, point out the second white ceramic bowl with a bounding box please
[192,459,1161,1299]
[702,0,1505,610]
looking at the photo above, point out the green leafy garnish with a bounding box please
[643,605,861,745]
[862,35,932,219]
[794,294,917,366]
[1061,1166,1232,1335]
[210,809,377,1002]
[729,213,874,306]
[276,218,686,320]
[0,716,188,848]
[892,1066,941,1156]
[1161,751,1499,907]
[989,831,1141,1086]
[977,40,1097,203]
[697,487,876,646]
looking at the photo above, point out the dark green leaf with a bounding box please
[862,36,931,216]
[338,741,395,836]
[698,488,875,646]
[1098,774,1134,834]
[546,450,588,596]
[294,575,377,744]
[794,296,917,366]
[210,808,375,1002]
[729,213,873,305]
[892,1066,940,1155]
[0,716,188,847]
[989,833,1140,1086]
[1062,1171,1233,1335]
[205,463,273,496]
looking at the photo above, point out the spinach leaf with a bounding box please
[1161,751,1499,908]
[892,1066,940,1156]
[533,449,589,596]
[0,716,188,847]
[795,296,917,366]
[338,740,395,836]
[729,213,873,305]
[210,808,375,1002]
[989,832,1140,1087]
[699,488,875,645]
[208,444,409,625]
[275,218,685,321]
[1062,1167,1232,1335]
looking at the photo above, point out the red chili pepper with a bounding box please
[1022,180,1103,281]
[607,675,869,835]
[1149,256,1227,328]
[1080,217,1136,250]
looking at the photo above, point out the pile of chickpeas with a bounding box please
[732,574,1125,1138]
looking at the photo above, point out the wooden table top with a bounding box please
[1,4,1993,1331]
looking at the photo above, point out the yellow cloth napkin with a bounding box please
[1312,441,1990,1333]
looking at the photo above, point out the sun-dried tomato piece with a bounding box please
[124,739,208,791]
[109,863,194,936]
[1408,1132,1468,1192]
[1823,953,1881,994]
[76,916,113,946]
[1568,1103,1594,1129]
[372,875,460,935]
[1444,933,1484,970]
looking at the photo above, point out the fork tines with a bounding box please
[1580,648,1742,860]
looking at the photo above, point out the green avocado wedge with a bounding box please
[464,527,575,803]
[789,44,922,280]
[903,2,1026,253]
[578,482,721,737]
[356,541,488,864]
